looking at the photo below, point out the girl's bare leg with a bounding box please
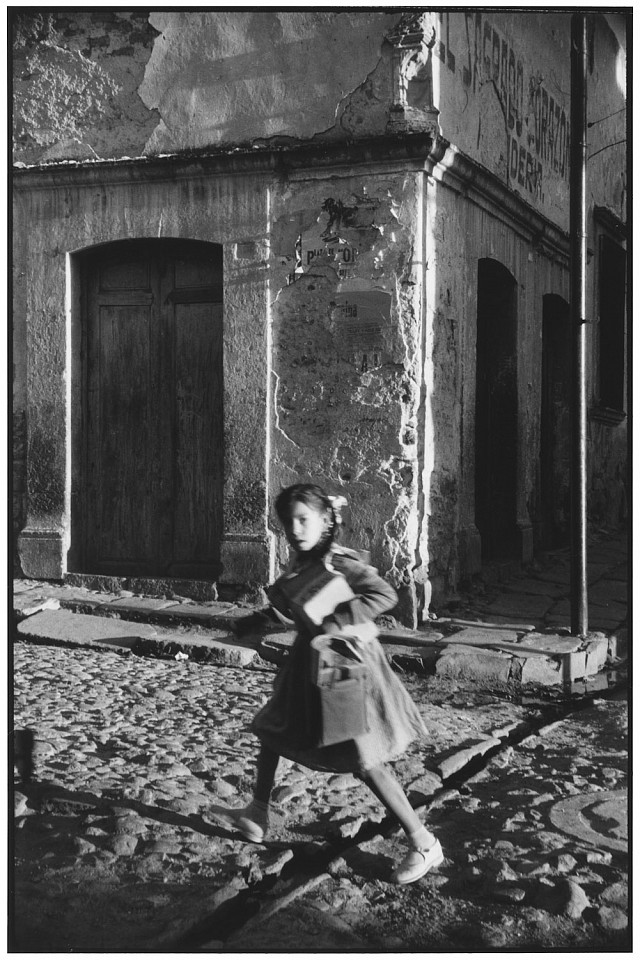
[254,744,280,804]
[213,744,279,842]
[361,763,435,848]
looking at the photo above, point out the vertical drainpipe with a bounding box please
[569,13,589,637]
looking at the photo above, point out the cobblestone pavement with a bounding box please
[12,634,628,951]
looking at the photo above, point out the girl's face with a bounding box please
[282,499,330,553]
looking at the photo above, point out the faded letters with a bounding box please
[444,11,569,200]
[332,291,391,372]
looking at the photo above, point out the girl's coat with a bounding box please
[251,546,427,774]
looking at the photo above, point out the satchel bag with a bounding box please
[309,634,369,747]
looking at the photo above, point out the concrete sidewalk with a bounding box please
[14,526,628,688]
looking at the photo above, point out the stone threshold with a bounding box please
[64,572,248,603]
[14,587,620,687]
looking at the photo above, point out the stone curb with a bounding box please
[15,602,614,687]
[223,872,332,947]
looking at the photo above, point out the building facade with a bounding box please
[12,11,628,624]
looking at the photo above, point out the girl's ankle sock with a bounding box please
[408,825,436,851]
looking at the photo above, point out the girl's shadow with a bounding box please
[15,779,294,850]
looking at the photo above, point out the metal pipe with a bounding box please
[569,13,589,636]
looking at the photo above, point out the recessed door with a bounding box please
[540,294,571,548]
[81,239,223,578]
[475,258,518,561]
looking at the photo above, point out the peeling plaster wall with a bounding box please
[13,11,160,163]
[268,173,424,621]
[13,192,28,573]
[13,10,399,164]
[140,11,398,153]
[427,12,626,233]
[586,16,627,221]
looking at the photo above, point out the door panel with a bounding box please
[94,304,163,564]
[173,301,224,574]
[82,240,223,578]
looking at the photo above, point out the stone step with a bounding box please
[16,609,259,668]
[14,587,255,631]
[14,587,616,685]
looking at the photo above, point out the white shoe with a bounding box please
[234,811,268,843]
[392,839,444,884]
[210,804,269,842]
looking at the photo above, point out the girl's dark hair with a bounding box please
[274,483,340,557]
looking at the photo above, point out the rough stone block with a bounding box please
[435,648,511,682]
[18,532,65,580]
[491,720,531,740]
[446,627,520,646]
[407,770,443,800]
[109,600,237,626]
[564,651,587,680]
[518,632,582,654]
[134,634,258,667]
[17,609,157,648]
[518,656,563,686]
[379,629,444,646]
[437,738,502,779]
[219,538,272,584]
[107,597,177,613]
[584,637,608,675]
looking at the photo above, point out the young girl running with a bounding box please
[218,482,443,884]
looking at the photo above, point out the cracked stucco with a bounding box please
[429,10,626,230]
[13,11,160,163]
[268,174,423,620]
[138,11,399,153]
[12,10,406,162]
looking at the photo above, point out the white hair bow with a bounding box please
[328,495,348,523]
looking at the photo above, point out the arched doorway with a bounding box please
[540,294,571,548]
[475,258,518,561]
[74,238,224,578]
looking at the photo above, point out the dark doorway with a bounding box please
[77,239,224,578]
[475,258,518,561]
[540,294,571,548]
[598,235,626,412]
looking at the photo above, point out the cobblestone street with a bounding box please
[12,632,628,951]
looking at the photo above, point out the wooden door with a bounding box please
[82,240,223,578]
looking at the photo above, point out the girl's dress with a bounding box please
[251,545,427,774]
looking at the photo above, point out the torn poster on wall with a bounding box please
[332,290,392,371]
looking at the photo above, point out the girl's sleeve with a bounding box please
[321,558,398,633]
[233,593,293,638]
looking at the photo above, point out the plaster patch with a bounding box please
[13,13,160,163]
[139,11,399,151]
